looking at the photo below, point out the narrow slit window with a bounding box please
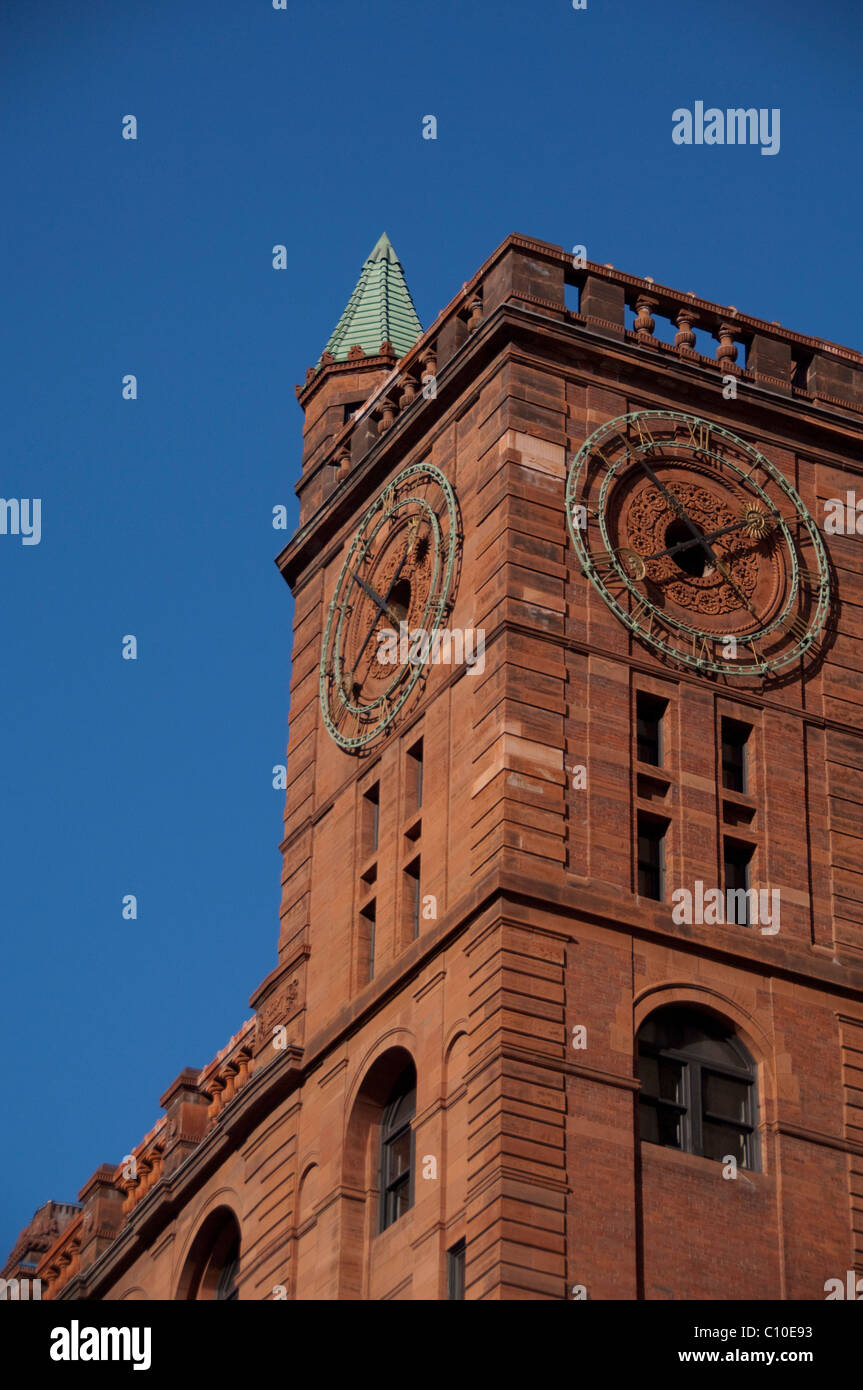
[362,782,380,858]
[636,693,667,767]
[721,719,750,794]
[637,814,666,901]
[724,840,754,926]
[407,739,423,812]
[360,899,376,983]
[405,857,421,940]
[447,1239,466,1300]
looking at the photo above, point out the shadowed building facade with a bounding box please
[5,232,863,1301]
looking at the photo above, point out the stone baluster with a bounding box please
[136,1156,153,1199]
[121,1172,140,1217]
[465,293,483,331]
[377,397,397,435]
[675,308,699,358]
[222,1061,239,1103]
[634,295,658,343]
[716,322,741,375]
[207,1074,226,1123]
[398,372,418,411]
[235,1046,253,1092]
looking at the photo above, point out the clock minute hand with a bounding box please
[346,569,404,684]
[352,569,391,618]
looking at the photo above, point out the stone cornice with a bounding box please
[277,295,863,594]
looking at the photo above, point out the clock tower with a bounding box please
[13,232,863,1302]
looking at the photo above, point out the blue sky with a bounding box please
[1,0,860,1257]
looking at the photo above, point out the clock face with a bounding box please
[566,410,831,679]
[320,461,459,751]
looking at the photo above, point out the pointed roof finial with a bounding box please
[317,235,422,366]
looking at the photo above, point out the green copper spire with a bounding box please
[318,234,423,366]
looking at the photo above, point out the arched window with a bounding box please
[379,1068,416,1231]
[636,1007,758,1170]
[176,1208,242,1301]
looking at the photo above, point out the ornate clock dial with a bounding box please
[566,410,830,678]
[320,461,459,751]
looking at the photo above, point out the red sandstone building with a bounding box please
[5,233,863,1301]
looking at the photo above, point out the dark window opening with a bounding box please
[721,719,750,794]
[360,899,376,983]
[405,857,420,940]
[636,692,667,767]
[447,1239,466,1300]
[363,782,380,858]
[724,840,754,926]
[637,1006,758,1169]
[407,739,423,811]
[637,814,666,900]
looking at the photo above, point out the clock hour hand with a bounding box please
[343,569,405,689]
[351,570,403,626]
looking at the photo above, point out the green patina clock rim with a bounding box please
[565,409,831,678]
[320,461,459,751]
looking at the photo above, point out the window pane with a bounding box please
[702,1120,748,1166]
[392,1175,411,1220]
[386,1088,416,1132]
[657,1058,683,1103]
[447,1241,466,1300]
[639,1099,660,1144]
[387,1129,411,1181]
[639,1051,683,1103]
[703,1071,749,1123]
[639,1052,659,1095]
[657,1105,683,1148]
[639,1100,683,1149]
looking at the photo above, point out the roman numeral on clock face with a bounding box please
[593,553,628,588]
[797,565,820,588]
[633,419,655,450]
[687,421,711,454]
[630,598,655,634]
[691,633,714,662]
[781,612,809,643]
